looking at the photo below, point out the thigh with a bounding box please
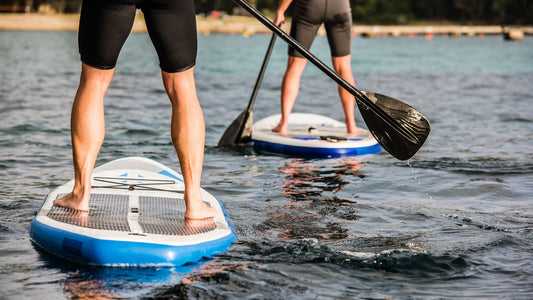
[78,0,137,69]
[324,0,352,57]
[288,0,325,58]
[141,0,197,73]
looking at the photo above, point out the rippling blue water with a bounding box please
[1,30,532,299]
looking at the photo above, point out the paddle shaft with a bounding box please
[233,0,417,144]
[245,34,277,115]
[217,33,277,146]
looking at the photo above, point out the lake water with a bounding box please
[1,30,532,299]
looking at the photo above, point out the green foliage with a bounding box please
[15,0,532,25]
[351,0,532,24]
[492,0,533,24]
[351,0,413,24]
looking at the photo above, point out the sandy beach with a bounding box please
[1,13,531,37]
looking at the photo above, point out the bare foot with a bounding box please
[53,192,90,212]
[184,200,218,220]
[184,217,215,228]
[272,123,287,134]
[70,209,90,227]
[347,126,361,135]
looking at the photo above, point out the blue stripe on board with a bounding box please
[158,170,184,182]
[292,137,363,141]
[30,219,236,266]
[252,140,381,158]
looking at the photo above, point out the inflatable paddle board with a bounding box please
[30,157,236,267]
[252,113,381,158]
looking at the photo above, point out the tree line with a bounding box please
[3,0,531,25]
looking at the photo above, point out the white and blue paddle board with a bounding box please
[30,157,236,267]
[252,113,381,158]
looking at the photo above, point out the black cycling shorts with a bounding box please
[289,0,352,58]
[78,0,197,73]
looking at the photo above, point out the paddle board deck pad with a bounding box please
[252,113,381,158]
[30,157,236,267]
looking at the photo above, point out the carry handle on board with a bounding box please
[232,0,431,160]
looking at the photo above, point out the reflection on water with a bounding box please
[33,247,206,298]
[280,158,364,199]
[256,158,364,241]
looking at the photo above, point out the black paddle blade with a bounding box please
[217,110,253,147]
[359,91,430,160]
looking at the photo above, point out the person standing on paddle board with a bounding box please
[272,0,360,135]
[53,0,216,220]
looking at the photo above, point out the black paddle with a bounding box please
[218,34,277,147]
[232,0,430,160]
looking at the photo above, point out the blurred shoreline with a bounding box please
[0,13,531,38]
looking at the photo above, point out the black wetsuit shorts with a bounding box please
[289,0,352,58]
[79,0,197,73]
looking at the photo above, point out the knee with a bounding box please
[79,64,115,93]
[332,56,353,75]
[333,63,350,76]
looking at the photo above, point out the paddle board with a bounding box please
[252,113,381,158]
[30,157,236,267]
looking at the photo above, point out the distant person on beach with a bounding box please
[53,0,216,220]
[272,0,360,134]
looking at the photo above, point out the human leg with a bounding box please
[273,0,321,134]
[141,0,214,219]
[53,64,114,211]
[322,0,357,133]
[272,56,308,134]
[162,68,216,220]
[54,0,137,211]
[332,55,359,134]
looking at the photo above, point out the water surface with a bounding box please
[1,31,532,299]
